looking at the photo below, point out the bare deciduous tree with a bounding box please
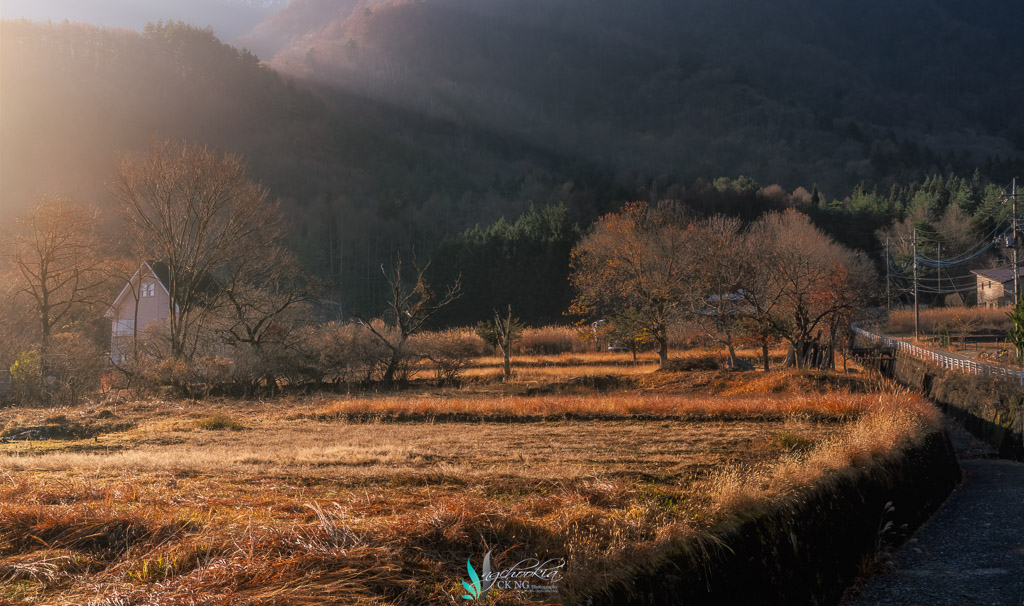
[354,257,461,385]
[111,139,283,360]
[476,305,524,380]
[219,243,318,391]
[4,198,107,370]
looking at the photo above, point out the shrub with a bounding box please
[289,322,392,385]
[411,329,486,385]
[9,350,43,404]
[228,343,274,390]
[142,358,190,390]
[188,357,233,396]
[48,332,103,405]
[132,356,233,398]
[944,293,965,308]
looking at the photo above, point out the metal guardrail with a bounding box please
[852,325,1024,386]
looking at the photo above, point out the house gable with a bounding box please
[107,261,171,316]
[107,262,173,349]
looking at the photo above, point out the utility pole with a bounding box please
[1014,178,1019,305]
[913,228,920,340]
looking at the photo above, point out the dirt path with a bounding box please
[843,419,1024,606]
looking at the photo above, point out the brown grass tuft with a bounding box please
[193,414,245,431]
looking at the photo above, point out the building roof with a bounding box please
[105,260,220,317]
[971,267,1024,284]
[147,261,220,299]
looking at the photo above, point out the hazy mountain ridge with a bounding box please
[242,0,1022,188]
[0,0,289,40]
[0,18,563,215]
[0,19,600,308]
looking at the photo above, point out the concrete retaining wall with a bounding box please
[592,430,960,605]
[890,353,1024,460]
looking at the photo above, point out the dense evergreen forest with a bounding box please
[1,1,1022,321]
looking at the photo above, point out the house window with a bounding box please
[114,317,135,336]
[141,282,156,298]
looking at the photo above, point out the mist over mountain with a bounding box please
[0,18,594,309]
[241,0,1023,191]
[0,0,286,40]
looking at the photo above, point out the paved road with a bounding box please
[843,421,1024,606]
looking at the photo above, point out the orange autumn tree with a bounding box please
[747,210,877,368]
[685,215,751,369]
[569,201,695,367]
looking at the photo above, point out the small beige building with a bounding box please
[105,261,173,363]
[972,267,1024,307]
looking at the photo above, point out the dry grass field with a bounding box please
[0,349,939,605]
[886,307,1012,337]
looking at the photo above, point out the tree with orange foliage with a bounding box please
[685,215,752,369]
[569,201,694,367]
[747,210,876,369]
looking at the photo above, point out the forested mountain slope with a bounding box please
[0,19,588,308]
[2,1,1022,315]
[242,0,1023,191]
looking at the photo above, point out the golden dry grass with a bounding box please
[460,363,656,382]
[0,360,938,605]
[310,391,875,421]
[887,306,1011,335]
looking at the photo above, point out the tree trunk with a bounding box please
[761,342,770,372]
[657,337,669,368]
[382,333,410,385]
[726,344,740,369]
[132,292,141,364]
[383,355,399,384]
[820,342,835,370]
[39,307,52,379]
[501,344,511,380]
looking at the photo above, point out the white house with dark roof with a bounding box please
[971,267,1024,307]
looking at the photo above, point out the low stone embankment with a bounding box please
[890,352,1024,460]
[593,430,960,605]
